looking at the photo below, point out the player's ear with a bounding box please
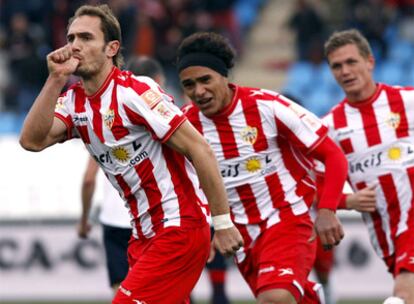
[106,40,120,59]
[367,55,375,72]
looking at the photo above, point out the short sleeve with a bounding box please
[123,76,186,142]
[274,95,328,152]
[54,91,76,141]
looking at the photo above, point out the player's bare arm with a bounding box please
[167,120,244,256]
[20,45,79,151]
[78,157,100,238]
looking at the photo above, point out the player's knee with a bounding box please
[394,271,414,301]
[257,288,297,304]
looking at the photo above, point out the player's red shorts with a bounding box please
[236,213,316,302]
[113,223,210,304]
[384,226,414,277]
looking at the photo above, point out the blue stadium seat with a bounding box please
[376,61,404,85]
[319,63,337,88]
[300,87,336,117]
[235,0,263,31]
[0,112,19,134]
[388,40,414,65]
[283,62,315,98]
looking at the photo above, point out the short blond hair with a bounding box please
[324,29,373,60]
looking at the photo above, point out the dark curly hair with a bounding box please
[177,32,236,70]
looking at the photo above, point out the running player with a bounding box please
[177,32,347,304]
[323,29,414,303]
[77,56,167,295]
[19,5,243,304]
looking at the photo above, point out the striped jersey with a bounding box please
[55,67,207,240]
[323,83,414,259]
[183,84,327,263]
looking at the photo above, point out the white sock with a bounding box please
[383,296,405,304]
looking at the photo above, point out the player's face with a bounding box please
[328,44,376,102]
[67,15,114,79]
[179,66,232,117]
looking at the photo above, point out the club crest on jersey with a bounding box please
[55,96,65,110]
[245,157,262,173]
[111,146,130,163]
[241,126,258,145]
[104,109,115,129]
[142,89,162,108]
[387,112,401,129]
[388,146,402,161]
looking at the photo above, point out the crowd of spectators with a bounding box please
[0,0,264,116]
[285,0,414,116]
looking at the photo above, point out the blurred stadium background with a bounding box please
[1,0,414,303]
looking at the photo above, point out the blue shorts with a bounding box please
[102,224,132,287]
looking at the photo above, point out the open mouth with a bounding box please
[343,78,356,85]
[197,97,213,107]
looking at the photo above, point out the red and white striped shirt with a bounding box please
[55,67,207,240]
[324,83,414,259]
[183,84,327,263]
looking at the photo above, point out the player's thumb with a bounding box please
[308,226,317,243]
[207,245,216,263]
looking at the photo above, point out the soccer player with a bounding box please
[19,5,243,304]
[323,29,414,303]
[177,32,347,304]
[77,56,166,295]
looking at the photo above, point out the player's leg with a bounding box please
[313,237,334,303]
[206,227,229,304]
[102,224,132,294]
[113,224,210,304]
[238,213,317,304]
[394,271,414,303]
[392,227,414,303]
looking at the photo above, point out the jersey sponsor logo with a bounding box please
[410,257,414,264]
[349,145,414,173]
[221,164,240,178]
[245,157,261,173]
[142,89,162,108]
[260,155,276,176]
[129,150,149,167]
[104,109,115,130]
[94,141,148,166]
[258,265,275,275]
[386,112,401,129]
[111,146,131,163]
[132,300,147,304]
[388,146,402,161]
[94,151,113,164]
[349,152,382,174]
[241,126,258,145]
[278,267,294,276]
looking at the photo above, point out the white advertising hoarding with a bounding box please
[0,136,393,301]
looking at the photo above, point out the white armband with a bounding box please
[212,213,234,230]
